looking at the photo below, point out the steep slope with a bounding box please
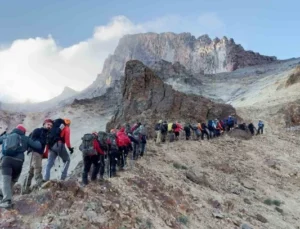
[107,60,236,133]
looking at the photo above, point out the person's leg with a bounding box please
[58,143,70,180]
[110,150,117,176]
[82,156,92,185]
[32,152,43,186]
[44,150,57,181]
[140,143,145,157]
[91,155,100,181]
[99,155,105,179]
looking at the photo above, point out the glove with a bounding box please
[68,147,74,154]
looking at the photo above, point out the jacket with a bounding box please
[59,126,71,148]
[174,123,183,133]
[117,128,131,147]
[0,128,42,161]
[30,127,49,154]
[93,139,104,155]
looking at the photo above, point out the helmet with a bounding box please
[64,118,71,125]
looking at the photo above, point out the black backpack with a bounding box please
[108,133,118,151]
[2,133,24,157]
[172,123,177,130]
[79,133,97,157]
[155,123,161,131]
[47,119,65,148]
[98,131,109,151]
[161,123,168,133]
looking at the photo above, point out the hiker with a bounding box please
[208,120,216,138]
[23,119,53,192]
[173,122,183,140]
[155,120,163,144]
[248,123,256,135]
[215,119,223,137]
[97,131,109,180]
[0,124,41,208]
[79,132,104,186]
[44,118,74,181]
[227,116,235,131]
[125,123,131,135]
[132,124,145,159]
[238,123,247,131]
[183,123,191,140]
[117,127,131,168]
[107,131,119,177]
[200,122,210,140]
[257,120,264,135]
[161,121,168,143]
[138,124,147,157]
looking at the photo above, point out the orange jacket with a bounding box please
[60,126,71,148]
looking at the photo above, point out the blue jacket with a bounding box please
[0,128,42,161]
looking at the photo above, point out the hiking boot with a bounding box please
[0,200,12,209]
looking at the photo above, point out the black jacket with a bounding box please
[30,127,49,154]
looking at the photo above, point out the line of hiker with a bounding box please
[0,119,148,209]
[155,116,265,143]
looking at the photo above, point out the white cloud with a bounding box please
[0,14,225,103]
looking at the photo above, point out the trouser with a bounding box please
[82,155,100,185]
[0,156,23,203]
[99,155,105,177]
[174,132,179,140]
[156,131,161,144]
[257,127,264,135]
[132,142,140,159]
[161,133,167,142]
[227,123,234,131]
[26,152,43,187]
[209,129,215,138]
[44,142,70,181]
[249,128,254,135]
[118,146,128,168]
[140,143,146,157]
[185,130,191,140]
[201,130,210,140]
[168,132,175,142]
[109,149,118,176]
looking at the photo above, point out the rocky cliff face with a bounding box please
[107,60,236,134]
[92,32,276,94]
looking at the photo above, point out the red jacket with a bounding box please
[117,128,131,147]
[174,123,183,133]
[60,126,71,148]
[93,139,104,155]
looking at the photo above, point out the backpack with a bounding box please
[155,123,161,131]
[208,120,213,128]
[172,123,177,130]
[98,131,109,151]
[79,134,97,157]
[108,133,118,150]
[140,134,147,143]
[2,133,23,157]
[131,124,139,133]
[47,119,65,148]
[161,123,167,133]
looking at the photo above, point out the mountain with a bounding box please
[0,86,78,112]
[86,32,277,97]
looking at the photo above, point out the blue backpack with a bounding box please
[2,133,23,157]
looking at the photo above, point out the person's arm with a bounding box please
[28,138,42,151]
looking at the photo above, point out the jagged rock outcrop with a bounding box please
[106,60,237,134]
[92,32,276,94]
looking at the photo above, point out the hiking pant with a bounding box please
[109,149,118,176]
[0,156,23,203]
[118,146,128,168]
[184,129,191,140]
[168,132,175,142]
[132,142,140,159]
[208,129,215,138]
[249,128,255,135]
[161,132,167,142]
[174,131,180,140]
[201,130,210,140]
[44,142,70,181]
[82,155,100,185]
[257,127,264,135]
[140,143,146,157]
[156,131,161,144]
[26,152,43,188]
[99,155,105,177]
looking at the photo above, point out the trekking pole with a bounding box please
[21,151,33,195]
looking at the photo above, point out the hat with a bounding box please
[16,124,26,133]
[43,119,53,125]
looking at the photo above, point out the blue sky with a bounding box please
[0,0,299,102]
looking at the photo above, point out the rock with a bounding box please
[185,171,213,189]
[241,223,253,229]
[286,65,300,87]
[240,180,256,191]
[275,207,284,214]
[212,209,224,219]
[243,198,251,205]
[106,60,237,137]
[256,214,268,223]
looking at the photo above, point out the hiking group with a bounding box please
[0,119,147,209]
[154,116,265,143]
